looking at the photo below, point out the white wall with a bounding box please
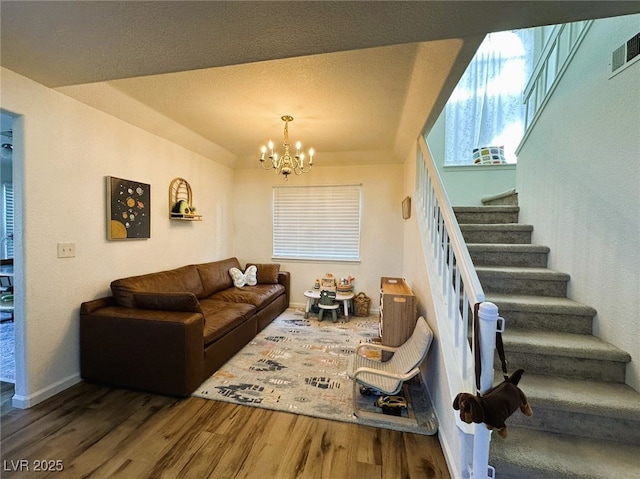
[232,164,405,310]
[1,68,236,406]
[516,15,640,390]
[401,141,471,478]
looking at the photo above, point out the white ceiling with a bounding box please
[2,1,638,170]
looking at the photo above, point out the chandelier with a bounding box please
[260,115,314,179]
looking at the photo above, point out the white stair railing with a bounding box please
[415,136,501,479]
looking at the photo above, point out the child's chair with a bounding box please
[318,290,339,322]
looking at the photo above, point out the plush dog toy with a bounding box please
[453,369,532,438]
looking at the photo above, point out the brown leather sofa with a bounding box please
[80,257,290,396]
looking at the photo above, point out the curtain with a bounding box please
[445,30,534,165]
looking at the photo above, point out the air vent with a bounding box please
[612,44,626,72]
[626,33,640,62]
[610,32,640,77]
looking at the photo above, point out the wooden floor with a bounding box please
[1,381,451,479]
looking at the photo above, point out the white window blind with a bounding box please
[3,182,14,258]
[273,184,361,261]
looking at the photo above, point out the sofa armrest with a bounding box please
[278,271,291,306]
[80,302,204,396]
[80,296,117,314]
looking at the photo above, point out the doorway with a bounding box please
[0,110,16,400]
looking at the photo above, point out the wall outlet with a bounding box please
[57,242,76,258]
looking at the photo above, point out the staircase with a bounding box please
[454,204,640,479]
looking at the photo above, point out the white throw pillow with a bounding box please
[229,265,258,287]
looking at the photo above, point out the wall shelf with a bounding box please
[170,212,203,221]
[169,177,202,221]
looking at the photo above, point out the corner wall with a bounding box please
[402,141,471,478]
[516,14,640,390]
[1,68,236,406]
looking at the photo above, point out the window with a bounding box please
[444,29,534,165]
[273,184,361,262]
[3,182,13,258]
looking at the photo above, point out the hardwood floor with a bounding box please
[1,381,450,478]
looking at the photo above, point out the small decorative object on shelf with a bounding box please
[169,177,202,221]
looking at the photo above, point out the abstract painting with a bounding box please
[106,176,150,240]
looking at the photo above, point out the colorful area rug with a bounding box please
[193,309,437,435]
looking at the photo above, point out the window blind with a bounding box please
[273,184,361,261]
[3,182,14,258]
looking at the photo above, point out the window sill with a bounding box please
[272,257,361,265]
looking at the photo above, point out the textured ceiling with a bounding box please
[2,1,638,169]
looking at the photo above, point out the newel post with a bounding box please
[471,301,502,479]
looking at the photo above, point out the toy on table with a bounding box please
[321,274,336,291]
[337,276,355,293]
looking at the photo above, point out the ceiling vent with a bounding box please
[610,32,639,78]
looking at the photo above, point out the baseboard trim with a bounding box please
[12,373,81,409]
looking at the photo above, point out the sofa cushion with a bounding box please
[198,299,256,345]
[134,292,202,313]
[111,265,204,308]
[196,258,242,298]
[211,284,285,309]
[247,263,281,284]
[229,265,257,288]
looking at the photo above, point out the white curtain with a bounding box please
[445,30,534,165]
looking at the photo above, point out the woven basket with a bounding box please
[353,292,371,317]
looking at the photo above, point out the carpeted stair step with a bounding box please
[489,427,640,479]
[498,330,631,383]
[477,266,569,297]
[467,243,549,267]
[485,293,595,334]
[459,223,533,244]
[454,205,519,224]
[508,373,640,442]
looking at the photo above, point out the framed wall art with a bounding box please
[402,196,411,219]
[106,176,151,240]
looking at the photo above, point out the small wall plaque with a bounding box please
[402,196,411,219]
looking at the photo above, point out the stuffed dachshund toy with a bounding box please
[453,369,532,438]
